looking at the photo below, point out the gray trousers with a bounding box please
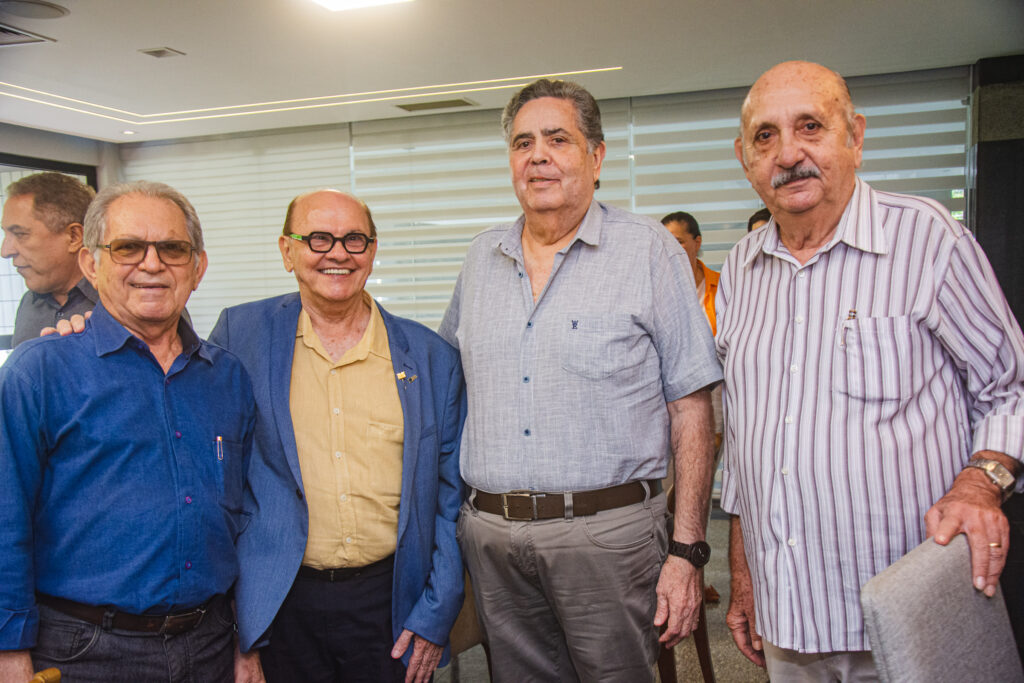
[763,641,879,682]
[458,491,667,683]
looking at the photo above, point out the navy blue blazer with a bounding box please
[209,293,465,664]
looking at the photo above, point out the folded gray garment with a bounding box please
[861,534,1023,683]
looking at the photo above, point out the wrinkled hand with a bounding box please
[40,311,90,337]
[925,468,1009,597]
[233,644,265,683]
[653,555,702,648]
[726,568,765,667]
[391,629,443,683]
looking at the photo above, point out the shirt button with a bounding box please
[175,431,182,439]
[185,496,192,504]
[781,468,789,476]
[518,272,524,278]
[798,272,806,278]
[524,429,531,436]
[345,537,353,544]
[787,538,796,547]
[333,408,340,415]
[784,415,793,424]
[334,451,342,459]
[330,370,336,376]
[523,376,530,383]
[796,316,804,324]
[340,494,348,502]
[790,364,799,374]
[526,321,533,328]
[185,560,193,569]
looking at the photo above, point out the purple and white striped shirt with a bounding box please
[717,178,1024,653]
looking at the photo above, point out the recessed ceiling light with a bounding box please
[122,130,135,135]
[311,0,413,11]
[0,0,69,20]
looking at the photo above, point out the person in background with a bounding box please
[661,211,719,335]
[746,207,772,233]
[1,172,96,346]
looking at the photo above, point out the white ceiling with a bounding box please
[0,0,1022,143]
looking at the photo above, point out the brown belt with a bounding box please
[472,480,662,521]
[297,554,395,583]
[36,593,218,636]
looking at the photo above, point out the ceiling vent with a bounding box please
[0,21,52,46]
[396,98,476,112]
[139,46,186,58]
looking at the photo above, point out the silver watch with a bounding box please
[964,458,1016,501]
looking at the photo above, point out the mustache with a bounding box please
[771,164,821,189]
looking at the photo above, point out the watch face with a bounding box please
[691,541,711,567]
[670,540,712,567]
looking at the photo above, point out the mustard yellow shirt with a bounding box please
[290,296,404,569]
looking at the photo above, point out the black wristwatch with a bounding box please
[668,540,711,568]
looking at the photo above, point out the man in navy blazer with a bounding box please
[210,190,465,683]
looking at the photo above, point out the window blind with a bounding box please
[115,66,968,336]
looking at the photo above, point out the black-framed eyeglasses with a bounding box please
[288,231,375,254]
[100,239,196,266]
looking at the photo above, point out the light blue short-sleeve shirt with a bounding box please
[439,200,721,492]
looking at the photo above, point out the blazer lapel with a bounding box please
[269,294,305,490]
[382,307,420,542]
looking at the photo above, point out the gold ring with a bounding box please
[990,542,1003,549]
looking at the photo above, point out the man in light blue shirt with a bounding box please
[439,79,721,682]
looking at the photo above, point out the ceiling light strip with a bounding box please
[132,83,531,125]
[0,66,621,119]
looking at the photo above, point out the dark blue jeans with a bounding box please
[31,596,234,683]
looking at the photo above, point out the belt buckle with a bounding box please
[159,606,205,636]
[502,490,541,521]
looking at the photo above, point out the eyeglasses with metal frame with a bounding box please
[100,239,197,266]
[288,231,375,254]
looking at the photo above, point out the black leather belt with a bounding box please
[36,593,219,635]
[298,554,394,583]
[472,480,662,521]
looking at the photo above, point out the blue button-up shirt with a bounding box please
[439,201,722,492]
[0,304,255,650]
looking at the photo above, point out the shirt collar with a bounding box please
[296,291,390,366]
[497,200,602,260]
[90,302,204,362]
[742,177,886,268]
[28,276,100,308]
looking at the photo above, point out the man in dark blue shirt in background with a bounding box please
[0,181,258,682]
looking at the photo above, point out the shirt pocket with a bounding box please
[834,315,915,401]
[560,314,645,380]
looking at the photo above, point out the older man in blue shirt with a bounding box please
[0,181,256,682]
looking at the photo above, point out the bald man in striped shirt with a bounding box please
[718,60,1024,681]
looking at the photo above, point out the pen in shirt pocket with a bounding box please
[839,309,857,347]
[216,435,224,461]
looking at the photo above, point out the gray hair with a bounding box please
[84,180,203,253]
[5,172,95,234]
[501,79,604,152]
